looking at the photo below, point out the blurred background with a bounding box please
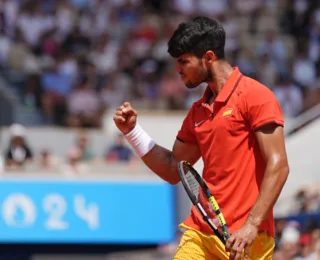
[0,0,319,259]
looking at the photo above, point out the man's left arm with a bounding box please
[226,123,289,259]
[246,123,289,229]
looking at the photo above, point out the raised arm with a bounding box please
[141,140,201,184]
[113,102,201,185]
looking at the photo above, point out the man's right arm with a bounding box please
[141,140,201,185]
[113,102,201,185]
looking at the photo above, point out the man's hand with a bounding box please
[113,102,137,134]
[225,222,258,260]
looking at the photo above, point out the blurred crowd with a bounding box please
[273,219,320,259]
[271,184,320,259]
[293,186,320,216]
[1,123,138,175]
[0,0,320,257]
[0,0,318,127]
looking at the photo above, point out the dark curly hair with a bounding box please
[167,16,226,60]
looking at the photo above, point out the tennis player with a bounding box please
[113,16,289,260]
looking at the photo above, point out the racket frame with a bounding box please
[178,160,230,244]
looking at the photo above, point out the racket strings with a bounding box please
[183,166,219,226]
[179,161,228,242]
[185,170,215,216]
[185,169,200,201]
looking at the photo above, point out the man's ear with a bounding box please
[203,51,217,66]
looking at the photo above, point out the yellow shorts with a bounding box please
[174,224,274,260]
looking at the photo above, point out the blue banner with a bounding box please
[0,180,176,244]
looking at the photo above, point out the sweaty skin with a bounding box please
[113,51,289,260]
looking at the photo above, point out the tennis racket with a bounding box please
[178,160,230,244]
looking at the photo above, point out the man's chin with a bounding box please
[185,81,200,89]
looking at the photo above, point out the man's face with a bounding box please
[175,54,210,89]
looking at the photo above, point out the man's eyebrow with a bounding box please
[177,58,184,63]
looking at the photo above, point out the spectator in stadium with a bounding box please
[256,30,287,73]
[255,53,278,88]
[5,123,33,170]
[100,73,128,110]
[159,68,188,110]
[292,49,317,94]
[273,74,303,117]
[60,146,88,176]
[37,149,61,172]
[105,133,134,163]
[273,222,300,259]
[295,188,309,214]
[275,218,287,250]
[0,0,318,126]
[273,220,320,259]
[71,131,94,162]
[41,59,74,125]
[113,16,289,259]
[66,76,103,128]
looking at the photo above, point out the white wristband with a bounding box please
[124,123,156,157]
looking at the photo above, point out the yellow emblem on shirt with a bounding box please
[223,108,233,117]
